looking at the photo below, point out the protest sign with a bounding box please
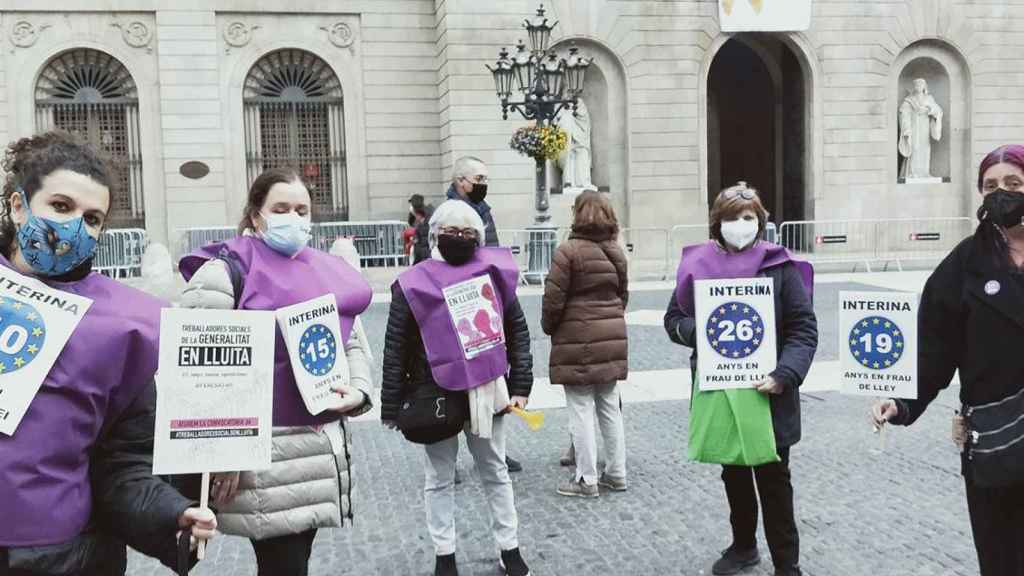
[0,267,92,436]
[695,277,777,391]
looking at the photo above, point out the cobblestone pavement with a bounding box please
[130,388,974,576]
[128,282,981,576]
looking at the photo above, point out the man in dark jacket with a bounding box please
[446,156,499,247]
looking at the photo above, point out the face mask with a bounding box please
[15,189,98,277]
[978,189,1024,229]
[437,234,477,266]
[467,183,488,204]
[260,211,311,257]
[720,218,759,251]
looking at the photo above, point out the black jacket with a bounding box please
[664,261,818,447]
[381,281,534,422]
[6,381,197,575]
[412,204,434,264]
[894,233,1024,429]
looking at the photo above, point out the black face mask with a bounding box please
[437,234,477,266]
[978,189,1024,228]
[467,183,488,204]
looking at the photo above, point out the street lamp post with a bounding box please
[487,4,591,281]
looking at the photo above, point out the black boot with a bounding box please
[711,546,760,575]
[434,553,458,576]
[499,547,530,576]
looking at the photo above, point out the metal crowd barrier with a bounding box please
[497,228,569,284]
[177,221,406,268]
[778,217,973,271]
[95,228,147,278]
[311,220,406,267]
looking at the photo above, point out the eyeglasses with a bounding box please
[439,227,479,240]
[460,175,489,184]
[721,184,757,200]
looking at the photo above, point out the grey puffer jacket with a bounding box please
[179,259,373,540]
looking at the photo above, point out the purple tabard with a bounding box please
[674,240,814,315]
[0,257,165,547]
[397,248,519,391]
[179,236,372,426]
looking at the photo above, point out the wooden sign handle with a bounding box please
[197,472,210,560]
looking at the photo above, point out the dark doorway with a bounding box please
[707,36,807,224]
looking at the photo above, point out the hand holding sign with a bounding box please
[177,507,217,552]
[328,383,365,414]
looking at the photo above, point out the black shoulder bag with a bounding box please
[397,382,468,445]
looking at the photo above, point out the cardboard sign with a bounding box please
[153,308,275,475]
[695,278,777,391]
[839,292,918,399]
[719,0,812,32]
[276,294,350,416]
[443,275,505,360]
[0,267,93,436]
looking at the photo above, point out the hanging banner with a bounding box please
[695,278,778,391]
[153,308,275,475]
[277,294,350,416]
[0,267,93,436]
[443,275,505,360]
[719,0,812,32]
[839,292,918,399]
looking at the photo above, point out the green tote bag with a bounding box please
[687,373,780,466]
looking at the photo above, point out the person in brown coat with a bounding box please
[542,190,629,498]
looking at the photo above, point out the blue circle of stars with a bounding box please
[298,324,336,377]
[848,315,904,371]
[0,297,46,376]
[705,301,765,360]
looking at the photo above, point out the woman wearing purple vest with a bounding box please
[664,183,817,576]
[0,131,216,575]
[381,200,534,576]
[177,167,374,575]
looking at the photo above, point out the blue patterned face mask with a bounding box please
[15,189,98,277]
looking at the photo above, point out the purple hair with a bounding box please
[977,144,1024,191]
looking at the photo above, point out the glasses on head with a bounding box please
[439,227,479,240]
[721,185,757,201]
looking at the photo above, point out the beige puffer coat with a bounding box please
[182,258,373,540]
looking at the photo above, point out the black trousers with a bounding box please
[966,480,1024,576]
[250,529,318,576]
[721,447,799,571]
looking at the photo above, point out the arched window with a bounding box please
[244,49,347,220]
[35,49,144,228]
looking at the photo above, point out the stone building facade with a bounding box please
[0,0,1015,244]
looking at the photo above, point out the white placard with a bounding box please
[153,308,275,475]
[695,278,777,391]
[276,294,349,416]
[0,267,93,436]
[839,292,918,399]
[443,275,505,360]
[718,0,812,32]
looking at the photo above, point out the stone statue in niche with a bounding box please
[898,78,943,181]
[556,98,595,193]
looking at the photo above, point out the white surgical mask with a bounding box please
[720,219,759,251]
[260,211,311,257]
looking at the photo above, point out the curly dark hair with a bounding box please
[0,130,115,257]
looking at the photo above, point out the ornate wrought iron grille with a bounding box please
[34,49,144,228]
[243,49,347,221]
